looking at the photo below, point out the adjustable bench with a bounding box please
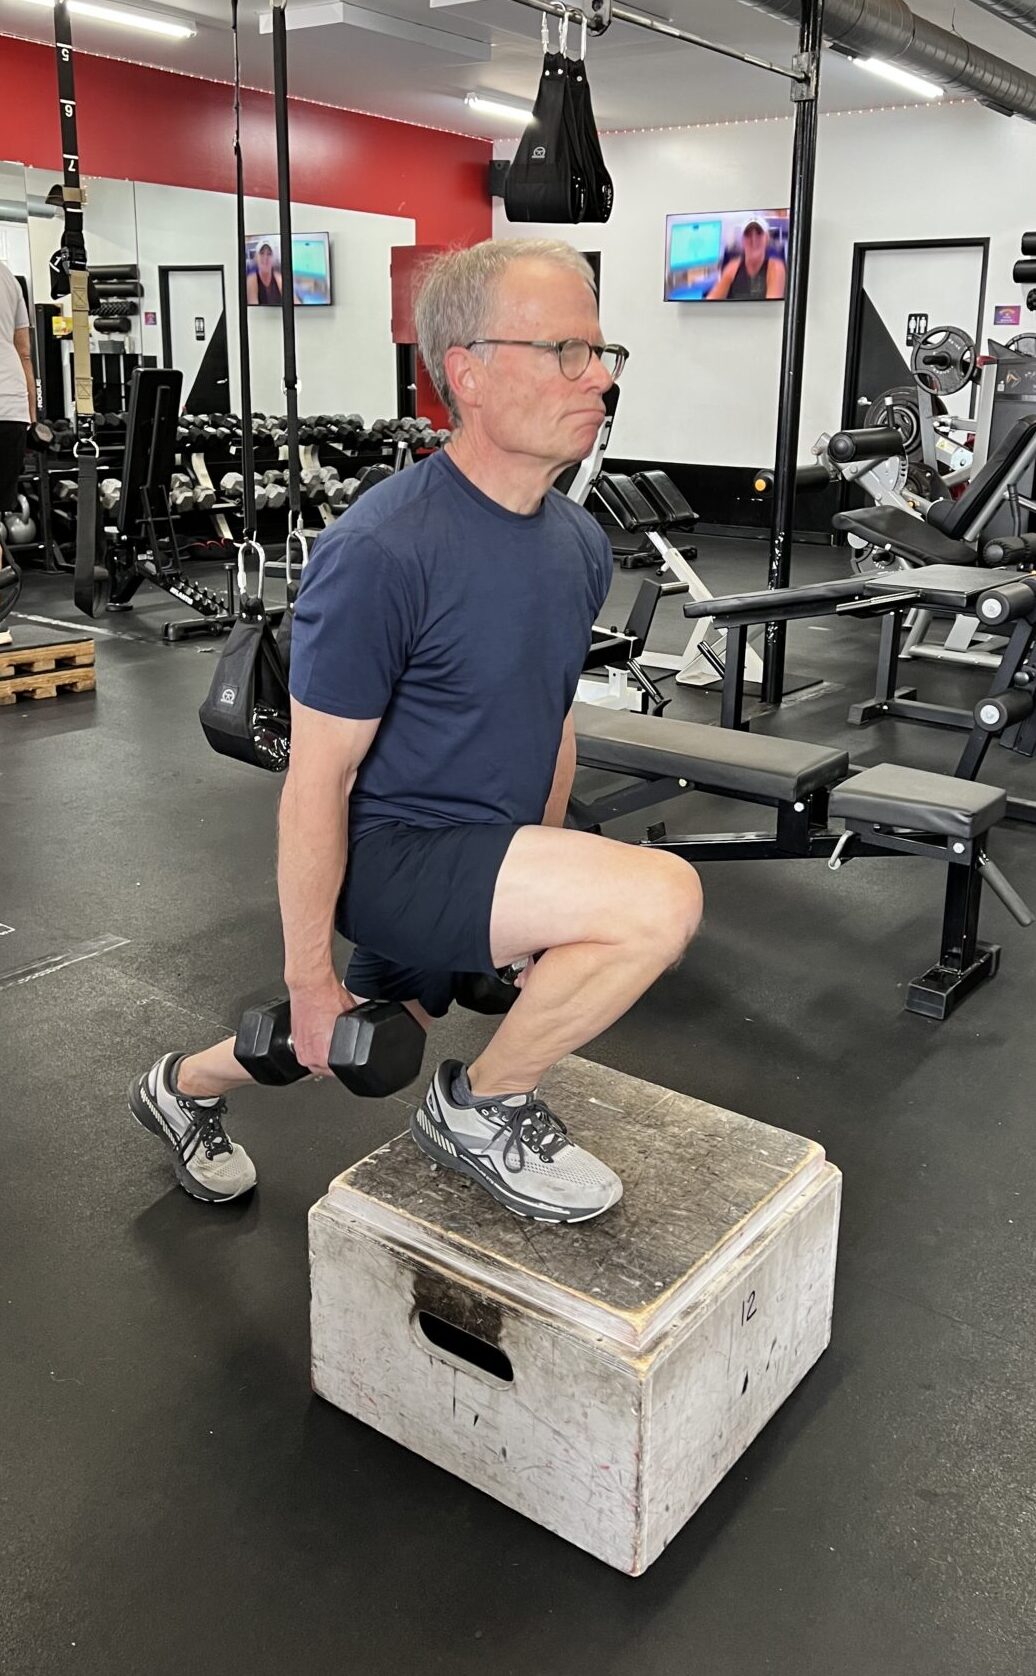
[572,703,1031,1019]
[592,471,765,690]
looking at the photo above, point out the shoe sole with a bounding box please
[409,1107,621,1225]
[128,1074,254,1205]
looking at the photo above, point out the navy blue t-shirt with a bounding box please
[288,450,613,836]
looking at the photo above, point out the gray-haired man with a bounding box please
[131,239,703,1223]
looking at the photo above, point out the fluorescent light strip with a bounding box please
[16,0,195,38]
[854,57,943,100]
[464,93,534,124]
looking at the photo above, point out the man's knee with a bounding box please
[625,851,703,961]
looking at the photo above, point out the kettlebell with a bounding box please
[6,495,37,546]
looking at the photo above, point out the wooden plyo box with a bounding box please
[310,1057,841,1575]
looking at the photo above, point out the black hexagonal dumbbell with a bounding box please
[453,963,526,1015]
[234,995,424,1096]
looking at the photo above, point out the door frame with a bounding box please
[157,263,227,369]
[839,237,991,431]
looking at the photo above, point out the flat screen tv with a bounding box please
[245,232,332,307]
[664,210,790,302]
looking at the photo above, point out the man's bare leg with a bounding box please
[468,826,702,1098]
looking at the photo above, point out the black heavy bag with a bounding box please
[504,53,585,224]
[199,604,291,771]
[566,55,612,222]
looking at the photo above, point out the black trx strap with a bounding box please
[270,0,308,674]
[53,0,111,616]
[231,0,259,546]
[199,0,299,769]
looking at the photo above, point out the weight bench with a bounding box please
[834,414,1036,670]
[572,702,1031,1019]
[592,471,765,689]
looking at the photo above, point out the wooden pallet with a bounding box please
[0,637,95,681]
[0,666,97,705]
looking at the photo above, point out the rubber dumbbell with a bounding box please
[453,964,525,1015]
[99,478,122,513]
[192,484,216,512]
[220,472,268,510]
[170,479,194,513]
[261,470,287,510]
[233,995,425,1096]
[53,477,78,504]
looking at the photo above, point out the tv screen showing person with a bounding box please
[664,210,789,303]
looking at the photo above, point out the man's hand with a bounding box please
[288,977,355,1078]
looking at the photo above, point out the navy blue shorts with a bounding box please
[336,821,521,1018]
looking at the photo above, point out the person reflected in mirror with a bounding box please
[706,217,786,302]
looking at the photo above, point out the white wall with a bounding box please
[133,183,412,419]
[494,101,1036,467]
[19,168,413,422]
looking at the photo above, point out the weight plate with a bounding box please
[864,386,937,460]
[1007,333,1036,358]
[910,325,976,396]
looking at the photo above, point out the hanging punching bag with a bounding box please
[504,51,585,224]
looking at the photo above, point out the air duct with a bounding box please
[737,0,1036,120]
[968,1,1036,46]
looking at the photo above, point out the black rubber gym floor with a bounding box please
[3,540,1034,1676]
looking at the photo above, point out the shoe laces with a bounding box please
[499,1099,569,1174]
[176,1098,233,1166]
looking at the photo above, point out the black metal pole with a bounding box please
[762,0,824,707]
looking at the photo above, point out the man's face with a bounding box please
[460,260,612,468]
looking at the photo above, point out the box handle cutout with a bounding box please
[415,1311,514,1385]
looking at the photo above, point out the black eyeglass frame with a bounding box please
[463,338,629,379]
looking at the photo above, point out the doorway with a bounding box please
[841,238,989,430]
[158,265,230,414]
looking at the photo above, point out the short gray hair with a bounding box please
[414,239,596,425]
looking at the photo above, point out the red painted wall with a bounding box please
[0,35,491,249]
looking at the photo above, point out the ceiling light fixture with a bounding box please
[853,57,944,100]
[464,93,534,124]
[16,0,195,39]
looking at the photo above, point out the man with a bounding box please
[0,259,34,647]
[131,239,703,1225]
[706,217,786,302]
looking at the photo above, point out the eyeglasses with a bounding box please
[464,338,629,381]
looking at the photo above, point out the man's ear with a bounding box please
[443,344,482,414]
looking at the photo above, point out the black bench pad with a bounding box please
[573,704,849,803]
[831,506,976,568]
[830,763,1006,839]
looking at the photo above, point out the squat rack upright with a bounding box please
[497,0,826,707]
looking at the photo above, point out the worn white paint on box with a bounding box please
[310,1056,842,1575]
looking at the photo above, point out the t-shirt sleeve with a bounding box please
[593,526,613,615]
[288,526,421,719]
[14,289,28,331]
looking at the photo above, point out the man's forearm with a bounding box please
[543,730,577,827]
[19,357,36,422]
[278,767,350,986]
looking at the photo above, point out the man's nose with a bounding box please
[583,353,613,394]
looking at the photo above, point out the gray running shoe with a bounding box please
[411,1060,623,1223]
[129,1053,257,1204]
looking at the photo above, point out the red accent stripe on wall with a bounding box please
[0,35,492,249]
